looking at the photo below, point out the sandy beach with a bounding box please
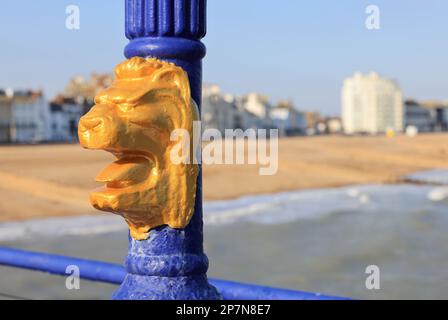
[0,133,447,222]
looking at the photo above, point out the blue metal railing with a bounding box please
[0,0,350,301]
[0,247,348,300]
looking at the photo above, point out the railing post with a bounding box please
[78,0,220,299]
[113,0,218,300]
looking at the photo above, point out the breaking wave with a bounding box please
[1,177,447,241]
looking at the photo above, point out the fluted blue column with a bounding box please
[113,0,221,300]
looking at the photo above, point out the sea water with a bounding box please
[0,170,447,299]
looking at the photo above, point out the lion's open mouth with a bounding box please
[96,155,151,189]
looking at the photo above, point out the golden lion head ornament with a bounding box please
[78,57,199,240]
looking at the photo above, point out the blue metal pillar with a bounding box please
[112,0,221,300]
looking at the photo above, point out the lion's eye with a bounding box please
[118,103,135,112]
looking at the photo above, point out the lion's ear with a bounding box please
[151,66,191,107]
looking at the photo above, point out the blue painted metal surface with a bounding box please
[118,0,220,300]
[0,247,124,285]
[0,247,348,300]
[0,1,351,301]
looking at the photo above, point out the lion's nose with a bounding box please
[79,116,104,132]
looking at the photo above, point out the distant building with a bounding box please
[45,72,114,142]
[312,117,343,135]
[202,85,279,136]
[49,97,85,142]
[234,103,263,133]
[303,111,321,135]
[61,73,113,114]
[0,89,49,143]
[202,84,238,134]
[239,93,274,129]
[269,100,305,136]
[342,72,403,134]
[420,100,448,131]
[404,100,433,133]
[325,117,343,134]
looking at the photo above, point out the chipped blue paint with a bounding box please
[116,0,220,300]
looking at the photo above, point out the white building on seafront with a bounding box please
[0,89,50,143]
[202,84,238,133]
[239,93,274,129]
[202,85,309,137]
[269,100,306,136]
[202,85,276,135]
[49,97,86,142]
[342,72,403,134]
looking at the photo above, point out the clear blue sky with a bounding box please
[0,0,446,115]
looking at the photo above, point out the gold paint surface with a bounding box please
[78,57,199,240]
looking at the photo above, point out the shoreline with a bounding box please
[0,181,443,241]
[0,134,447,222]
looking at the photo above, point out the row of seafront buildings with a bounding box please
[0,80,314,144]
[0,80,312,144]
[203,85,350,137]
[0,72,446,143]
[0,89,86,143]
[202,84,308,136]
[0,74,112,143]
[342,72,448,135]
[203,74,448,138]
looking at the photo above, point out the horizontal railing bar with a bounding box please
[0,247,348,300]
[0,247,125,284]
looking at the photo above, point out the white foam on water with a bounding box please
[0,179,445,241]
[406,169,448,185]
[203,186,368,225]
[203,184,435,225]
[428,187,448,202]
[0,215,126,242]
